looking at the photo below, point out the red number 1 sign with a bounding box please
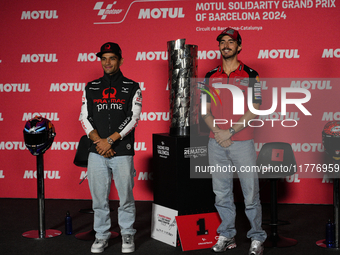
[176,212,221,251]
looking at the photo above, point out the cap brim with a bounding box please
[96,51,121,58]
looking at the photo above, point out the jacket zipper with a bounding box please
[108,80,112,134]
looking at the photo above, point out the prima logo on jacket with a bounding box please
[93,86,126,112]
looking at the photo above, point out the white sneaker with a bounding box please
[122,234,135,253]
[91,238,108,253]
[212,236,236,252]
[248,240,264,255]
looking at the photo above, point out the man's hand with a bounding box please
[103,148,116,158]
[219,139,233,148]
[214,129,233,144]
[94,138,112,156]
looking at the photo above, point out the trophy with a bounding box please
[167,39,198,136]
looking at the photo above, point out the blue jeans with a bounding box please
[87,152,137,239]
[208,138,267,242]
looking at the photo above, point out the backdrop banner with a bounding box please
[0,0,339,204]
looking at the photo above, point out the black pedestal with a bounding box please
[153,133,215,215]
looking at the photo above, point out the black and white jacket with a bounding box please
[80,70,142,156]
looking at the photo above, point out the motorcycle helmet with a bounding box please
[322,121,340,160]
[23,116,56,156]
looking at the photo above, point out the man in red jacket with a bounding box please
[202,28,267,255]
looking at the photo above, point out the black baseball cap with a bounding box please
[216,28,242,45]
[96,42,122,58]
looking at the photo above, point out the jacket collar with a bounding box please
[217,61,244,75]
[102,69,123,83]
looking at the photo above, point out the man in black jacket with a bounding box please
[80,42,142,253]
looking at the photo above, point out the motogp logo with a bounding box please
[102,87,117,99]
[93,1,123,20]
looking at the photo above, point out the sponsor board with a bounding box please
[151,204,178,247]
[176,212,221,251]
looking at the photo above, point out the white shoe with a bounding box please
[248,240,264,255]
[122,234,135,253]
[91,238,108,253]
[212,236,236,252]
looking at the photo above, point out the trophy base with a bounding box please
[170,127,190,137]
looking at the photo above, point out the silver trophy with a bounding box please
[167,39,198,136]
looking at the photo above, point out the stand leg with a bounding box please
[37,154,45,238]
[264,180,297,248]
[270,180,278,245]
[22,154,61,239]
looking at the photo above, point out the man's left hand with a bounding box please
[103,148,116,158]
[219,139,233,148]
